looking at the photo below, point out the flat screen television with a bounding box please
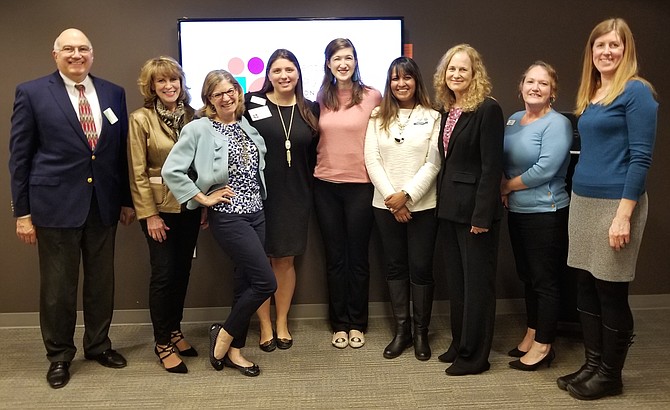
[178,17,404,104]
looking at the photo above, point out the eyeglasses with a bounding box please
[394,137,404,144]
[57,46,92,55]
[211,89,237,100]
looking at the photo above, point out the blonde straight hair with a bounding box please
[575,18,655,115]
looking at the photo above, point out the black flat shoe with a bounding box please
[85,349,127,368]
[259,334,277,352]
[209,323,225,371]
[154,343,188,374]
[445,361,491,376]
[507,347,527,358]
[509,348,555,371]
[223,355,260,377]
[46,361,70,389]
[276,334,293,350]
[438,346,458,363]
[171,330,198,357]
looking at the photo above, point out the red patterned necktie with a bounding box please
[75,84,98,150]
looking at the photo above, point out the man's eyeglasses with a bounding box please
[57,46,92,55]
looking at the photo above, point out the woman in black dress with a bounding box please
[244,49,319,351]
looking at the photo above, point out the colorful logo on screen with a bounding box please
[228,57,265,93]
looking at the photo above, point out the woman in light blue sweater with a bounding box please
[501,61,572,371]
[162,70,276,377]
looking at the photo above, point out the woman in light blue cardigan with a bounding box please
[163,70,276,377]
[501,61,572,372]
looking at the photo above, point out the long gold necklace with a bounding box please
[276,103,295,167]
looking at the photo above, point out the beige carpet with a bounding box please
[0,311,669,409]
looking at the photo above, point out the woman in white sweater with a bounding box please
[364,57,441,360]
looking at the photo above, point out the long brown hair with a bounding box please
[575,18,656,115]
[374,57,431,132]
[318,38,371,111]
[260,49,318,133]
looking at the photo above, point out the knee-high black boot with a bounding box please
[412,283,434,361]
[567,327,634,400]
[557,310,602,390]
[383,280,413,359]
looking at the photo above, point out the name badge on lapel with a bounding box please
[103,108,118,124]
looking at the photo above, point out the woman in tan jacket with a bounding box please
[128,56,201,373]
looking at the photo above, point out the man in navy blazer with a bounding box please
[8,28,135,389]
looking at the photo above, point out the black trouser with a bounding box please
[508,207,568,343]
[208,209,277,349]
[314,179,374,333]
[37,196,116,362]
[140,210,200,345]
[374,208,437,286]
[439,219,500,372]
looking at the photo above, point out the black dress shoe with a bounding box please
[85,349,127,368]
[507,347,527,358]
[509,349,555,371]
[209,323,225,371]
[46,361,70,389]
[223,355,260,377]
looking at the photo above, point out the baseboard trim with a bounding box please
[2,294,668,328]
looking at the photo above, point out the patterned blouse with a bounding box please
[210,120,263,214]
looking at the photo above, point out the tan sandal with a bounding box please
[349,330,365,348]
[332,331,348,349]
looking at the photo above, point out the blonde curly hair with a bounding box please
[433,44,492,112]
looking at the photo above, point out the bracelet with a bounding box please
[401,190,411,200]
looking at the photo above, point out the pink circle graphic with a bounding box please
[228,57,244,75]
[248,57,264,75]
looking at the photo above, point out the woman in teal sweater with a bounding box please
[557,18,658,400]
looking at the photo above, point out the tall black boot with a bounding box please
[412,283,434,361]
[383,280,413,359]
[567,327,634,400]
[557,310,602,390]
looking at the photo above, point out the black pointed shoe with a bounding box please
[154,343,188,374]
[509,349,555,371]
[171,330,198,357]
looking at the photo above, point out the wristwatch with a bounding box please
[401,190,411,200]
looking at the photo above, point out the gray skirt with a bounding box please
[567,192,648,282]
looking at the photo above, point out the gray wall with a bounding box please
[1,0,668,314]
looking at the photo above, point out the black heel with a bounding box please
[209,323,225,371]
[154,343,188,374]
[171,330,198,357]
[507,347,527,358]
[509,348,555,371]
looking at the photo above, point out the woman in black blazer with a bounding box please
[432,44,504,376]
